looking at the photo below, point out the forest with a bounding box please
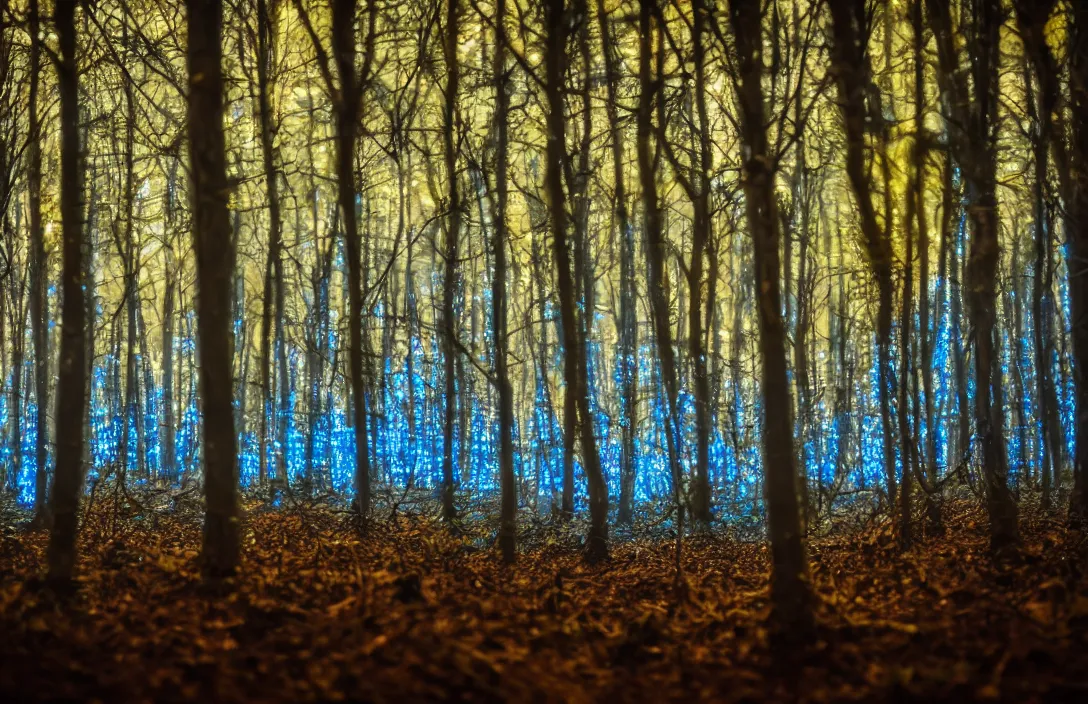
[0,0,1087,700]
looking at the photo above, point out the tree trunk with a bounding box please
[963,0,1018,550]
[639,0,684,547]
[187,0,240,577]
[45,0,86,583]
[329,0,376,517]
[544,0,607,561]
[571,0,595,430]
[689,0,713,524]
[162,255,176,484]
[1069,0,1088,519]
[1013,0,1073,514]
[532,235,558,510]
[828,0,897,512]
[900,136,917,550]
[83,165,97,473]
[256,0,285,488]
[27,0,50,524]
[595,0,637,524]
[727,0,811,631]
[912,0,941,530]
[118,51,138,485]
[8,271,23,497]
[441,0,461,524]
[493,0,516,562]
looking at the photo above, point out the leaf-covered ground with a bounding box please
[1,495,1086,703]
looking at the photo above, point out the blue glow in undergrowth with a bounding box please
[1,264,1078,520]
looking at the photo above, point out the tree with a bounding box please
[828,0,898,525]
[1070,0,1088,520]
[293,0,378,516]
[910,0,941,532]
[657,0,716,524]
[594,0,638,525]
[113,12,142,487]
[188,0,240,577]
[45,0,87,583]
[27,0,49,526]
[0,0,25,498]
[441,0,462,524]
[927,0,1019,551]
[251,0,289,488]
[639,0,685,550]
[492,0,516,563]
[1013,0,1061,513]
[543,0,607,561]
[725,0,811,630]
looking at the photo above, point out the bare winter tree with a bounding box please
[292,0,379,517]
[1070,0,1088,521]
[927,0,1018,551]
[827,0,899,531]
[45,0,87,583]
[27,0,50,527]
[188,0,240,576]
[725,0,811,631]
[492,0,516,563]
[543,0,608,561]
[441,0,462,524]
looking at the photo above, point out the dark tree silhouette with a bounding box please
[1070,0,1088,521]
[27,0,49,528]
[492,0,516,563]
[544,0,608,561]
[441,0,462,524]
[45,0,87,583]
[188,0,240,577]
[727,0,811,631]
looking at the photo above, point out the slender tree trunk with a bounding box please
[640,0,684,549]
[1009,238,1031,484]
[1020,46,1055,510]
[1069,0,1088,520]
[83,165,97,473]
[45,0,86,582]
[572,0,595,422]
[900,140,917,550]
[328,0,376,517]
[595,0,637,524]
[493,0,516,562]
[688,0,713,524]
[1014,0,1073,513]
[829,0,897,511]
[950,165,970,471]
[118,55,138,485]
[137,299,154,480]
[27,0,50,524]
[912,0,941,530]
[9,257,23,497]
[793,170,813,525]
[441,0,461,523]
[532,235,558,510]
[544,0,607,560]
[187,0,240,577]
[726,0,811,631]
[256,0,284,487]
[161,256,176,484]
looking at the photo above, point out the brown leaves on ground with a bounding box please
[1,499,1086,703]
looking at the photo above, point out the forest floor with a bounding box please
[1,491,1087,703]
